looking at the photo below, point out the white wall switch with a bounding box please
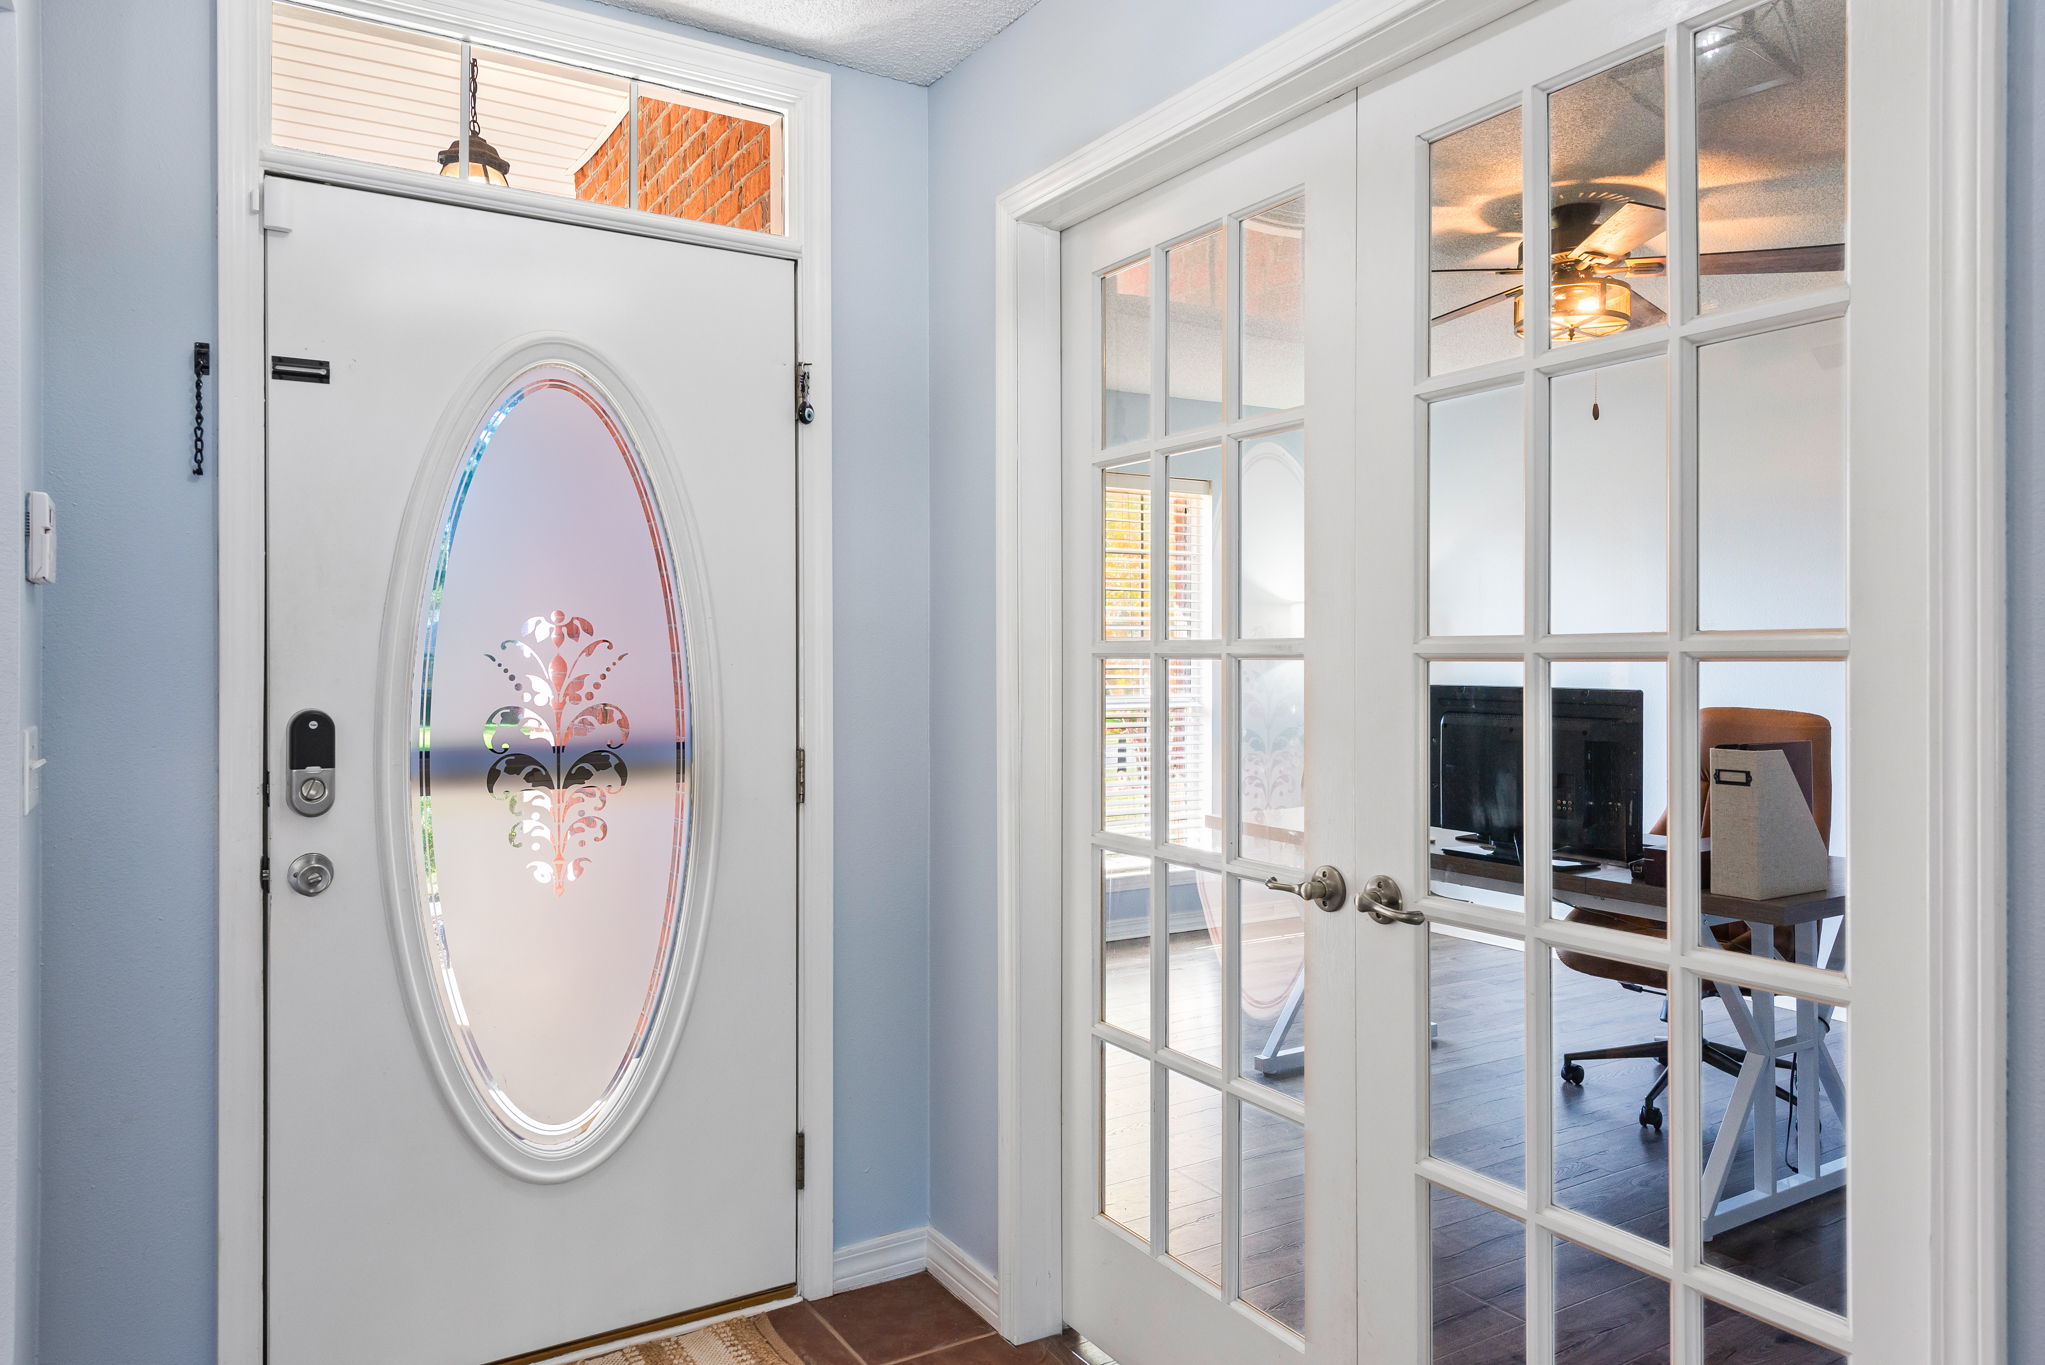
[24,491,54,584]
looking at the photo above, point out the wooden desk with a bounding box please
[1429,848,1846,929]
[1431,845,1847,1240]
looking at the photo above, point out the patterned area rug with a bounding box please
[583,1316,802,1365]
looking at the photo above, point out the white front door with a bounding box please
[1059,97,1360,1365]
[264,180,798,1364]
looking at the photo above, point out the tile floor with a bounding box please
[764,1274,1089,1365]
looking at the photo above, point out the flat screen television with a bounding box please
[1429,684,1645,867]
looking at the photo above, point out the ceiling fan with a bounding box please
[1431,196,1845,341]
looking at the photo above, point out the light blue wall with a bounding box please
[37,2,219,1359]
[25,0,2045,1352]
[2006,0,2041,1355]
[32,3,930,1358]
[823,64,936,1252]
[3,1,43,1358]
[922,0,1345,1270]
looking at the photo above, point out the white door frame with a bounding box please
[991,0,2007,1354]
[214,3,835,1359]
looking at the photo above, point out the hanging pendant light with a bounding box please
[438,56,512,186]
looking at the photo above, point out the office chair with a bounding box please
[1555,707,1832,1132]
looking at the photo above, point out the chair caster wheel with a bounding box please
[1639,1104,1663,1132]
[1560,1063,1586,1086]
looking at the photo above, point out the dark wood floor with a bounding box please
[1101,907,1308,1334]
[1100,926,1846,1363]
[1428,930,1846,1363]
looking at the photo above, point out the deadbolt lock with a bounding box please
[287,709,336,816]
[287,852,335,897]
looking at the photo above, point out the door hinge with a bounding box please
[796,362,815,425]
[796,747,807,805]
[258,178,296,234]
[795,1131,807,1191]
[259,854,271,892]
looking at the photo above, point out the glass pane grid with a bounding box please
[1411,513,1858,1324]
[1092,188,1313,1346]
[1419,9,1852,1357]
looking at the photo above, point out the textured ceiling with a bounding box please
[597,0,1043,85]
[1427,0,1847,364]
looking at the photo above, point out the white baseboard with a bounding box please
[829,1225,1001,1331]
[924,1227,1000,1330]
[831,1226,929,1293]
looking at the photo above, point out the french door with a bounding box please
[265,181,798,1363]
[1062,0,1945,1361]
[1060,96,1360,1365]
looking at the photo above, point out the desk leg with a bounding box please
[1701,918,1849,1239]
[1252,969,1306,1077]
[1792,922,1823,1176]
[1752,929,1784,1197]
[1702,976,1769,1221]
[1816,918,1848,1119]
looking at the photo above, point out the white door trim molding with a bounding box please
[216,4,835,1359]
[990,0,2007,1352]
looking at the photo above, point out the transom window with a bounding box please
[271,2,785,234]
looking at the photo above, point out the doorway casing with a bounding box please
[213,3,835,1360]
[990,0,2007,1353]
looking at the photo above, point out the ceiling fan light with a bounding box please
[1513,276,1635,342]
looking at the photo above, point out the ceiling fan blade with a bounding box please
[1573,201,1667,261]
[1431,286,1522,325]
[1628,292,1669,327]
[1698,243,1846,275]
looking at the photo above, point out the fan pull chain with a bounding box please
[1591,370,1601,421]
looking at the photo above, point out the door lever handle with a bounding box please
[1264,865,1347,913]
[1357,874,1424,925]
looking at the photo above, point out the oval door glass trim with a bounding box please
[410,362,691,1158]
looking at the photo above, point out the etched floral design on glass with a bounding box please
[484,611,631,897]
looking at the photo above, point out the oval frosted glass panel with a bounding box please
[411,363,690,1156]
